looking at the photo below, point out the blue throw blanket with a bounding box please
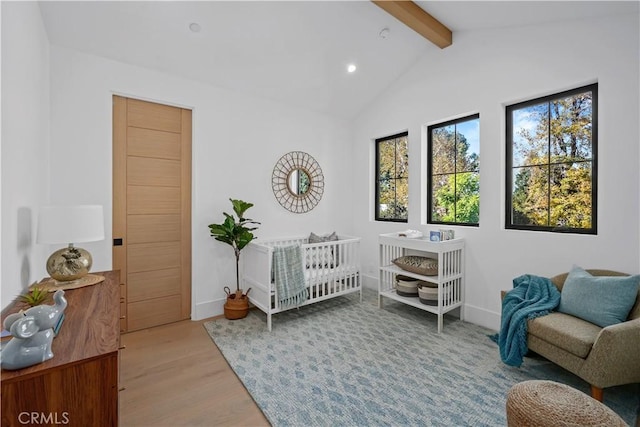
[273,245,309,308]
[499,274,560,367]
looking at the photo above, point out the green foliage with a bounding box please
[378,200,408,220]
[377,136,409,220]
[550,164,592,228]
[19,287,50,307]
[511,168,534,225]
[297,171,310,194]
[430,123,480,224]
[431,127,478,174]
[432,173,479,223]
[511,91,593,229]
[208,199,260,291]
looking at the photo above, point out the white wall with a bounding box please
[48,45,354,319]
[1,2,51,308]
[352,14,640,330]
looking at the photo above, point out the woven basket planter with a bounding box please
[223,289,251,320]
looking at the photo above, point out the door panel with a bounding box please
[113,96,191,332]
[127,186,181,215]
[127,269,181,302]
[127,98,181,132]
[127,127,181,160]
[128,242,181,273]
[127,157,181,187]
[127,296,182,331]
[127,214,181,244]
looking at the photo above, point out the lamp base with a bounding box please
[46,245,93,281]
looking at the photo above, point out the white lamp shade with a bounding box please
[37,205,105,244]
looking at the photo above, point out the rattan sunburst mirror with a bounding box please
[272,151,324,213]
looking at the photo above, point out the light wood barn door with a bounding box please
[113,96,192,332]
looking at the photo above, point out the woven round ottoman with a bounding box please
[505,380,626,426]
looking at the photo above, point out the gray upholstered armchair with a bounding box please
[504,269,640,401]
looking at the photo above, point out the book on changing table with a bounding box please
[429,229,455,242]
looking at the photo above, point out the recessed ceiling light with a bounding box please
[347,64,357,73]
[189,22,201,33]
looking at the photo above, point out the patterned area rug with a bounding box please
[204,290,639,426]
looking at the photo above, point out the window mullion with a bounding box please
[394,139,398,216]
[453,124,458,221]
[547,102,552,227]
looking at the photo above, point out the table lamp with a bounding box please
[37,205,105,282]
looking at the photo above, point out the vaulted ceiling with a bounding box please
[38,1,636,120]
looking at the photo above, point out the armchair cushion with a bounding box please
[557,265,640,328]
[528,312,601,358]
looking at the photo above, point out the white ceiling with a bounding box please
[38,1,638,120]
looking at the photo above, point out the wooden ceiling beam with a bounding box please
[372,1,452,49]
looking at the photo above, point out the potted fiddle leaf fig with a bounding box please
[208,198,260,319]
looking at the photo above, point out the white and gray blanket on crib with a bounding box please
[273,244,309,307]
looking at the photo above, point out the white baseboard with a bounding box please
[195,277,501,331]
[193,297,225,321]
[361,273,377,290]
[464,304,500,332]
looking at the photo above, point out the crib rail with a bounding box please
[242,235,361,330]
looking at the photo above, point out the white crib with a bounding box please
[242,235,361,331]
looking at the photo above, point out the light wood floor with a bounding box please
[119,318,270,427]
[118,315,640,427]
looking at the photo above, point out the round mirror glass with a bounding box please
[287,168,311,196]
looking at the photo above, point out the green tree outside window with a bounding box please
[428,115,480,226]
[375,132,409,222]
[507,84,597,233]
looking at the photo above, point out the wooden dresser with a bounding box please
[1,270,121,427]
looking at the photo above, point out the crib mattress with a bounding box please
[266,267,359,294]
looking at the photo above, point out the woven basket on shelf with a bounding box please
[417,282,450,305]
[395,275,419,297]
